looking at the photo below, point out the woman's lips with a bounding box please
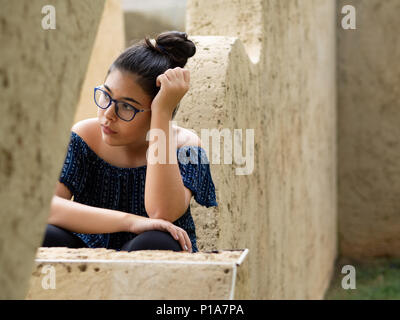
[102,125,117,134]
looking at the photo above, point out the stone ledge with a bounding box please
[26,247,249,300]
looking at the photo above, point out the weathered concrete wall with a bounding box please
[338,0,400,259]
[0,0,105,299]
[182,0,337,299]
[74,0,125,123]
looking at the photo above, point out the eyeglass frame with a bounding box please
[94,85,152,122]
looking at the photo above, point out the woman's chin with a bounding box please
[101,132,118,144]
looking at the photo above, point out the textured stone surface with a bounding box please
[33,247,244,262]
[187,0,263,63]
[338,0,400,259]
[0,0,105,299]
[181,0,337,299]
[26,248,248,300]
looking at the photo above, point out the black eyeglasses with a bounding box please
[94,86,151,122]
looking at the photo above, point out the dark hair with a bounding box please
[108,31,196,119]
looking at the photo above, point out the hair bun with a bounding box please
[145,31,196,68]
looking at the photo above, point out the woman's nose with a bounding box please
[104,101,117,119]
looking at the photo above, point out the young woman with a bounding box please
[42,31,218,253]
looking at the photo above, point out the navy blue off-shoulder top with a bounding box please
[58,131,218,253]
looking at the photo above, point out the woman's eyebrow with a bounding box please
[103,84,142,106]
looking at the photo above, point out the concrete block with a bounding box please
[26,247,249,300]
[183,0,338,299]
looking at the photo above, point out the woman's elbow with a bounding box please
[47,195,65,225]
[144,204,176,221]
[150,207,187,223]
[149,210,175,222]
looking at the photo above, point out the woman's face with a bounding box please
[97,68,153,149]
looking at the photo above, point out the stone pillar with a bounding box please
[0,0,105,299]
[182,0,337,299]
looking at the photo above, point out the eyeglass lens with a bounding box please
[95,89,137,121]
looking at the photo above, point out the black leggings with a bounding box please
[42,224,182,252]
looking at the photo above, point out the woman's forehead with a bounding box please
[104,69,150,103]
[105,69,138,91]
[103,69,153,109]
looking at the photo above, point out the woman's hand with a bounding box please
[151,67,190,117]
[127,215,192,252]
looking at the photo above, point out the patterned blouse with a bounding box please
[58,131,218,253]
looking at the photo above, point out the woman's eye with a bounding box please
[122,103,135,111]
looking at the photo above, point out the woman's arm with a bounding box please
[48,195,132,234]
[145,67,193,222]
[145,110,191,222]
[48,195,192,251]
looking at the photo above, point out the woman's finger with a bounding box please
[177,227,191,252]
[164,69,175,81]
[177,229,187,251]
[181,229,192,252]
[156,74,166,87]
[156,220,190,252]
[167,224,179,241]
[182,69,190,83]
[167,67,184,83]
[174,67,185,81]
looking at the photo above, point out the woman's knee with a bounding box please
[121,230,182,252]
[42,224,87,248]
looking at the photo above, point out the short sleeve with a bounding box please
[177,146,218,208]
[58,131,89,196]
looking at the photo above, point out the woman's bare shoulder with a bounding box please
[70,120,201,150]
[71,118,100,151]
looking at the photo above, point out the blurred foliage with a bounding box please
[325,256,400,300]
